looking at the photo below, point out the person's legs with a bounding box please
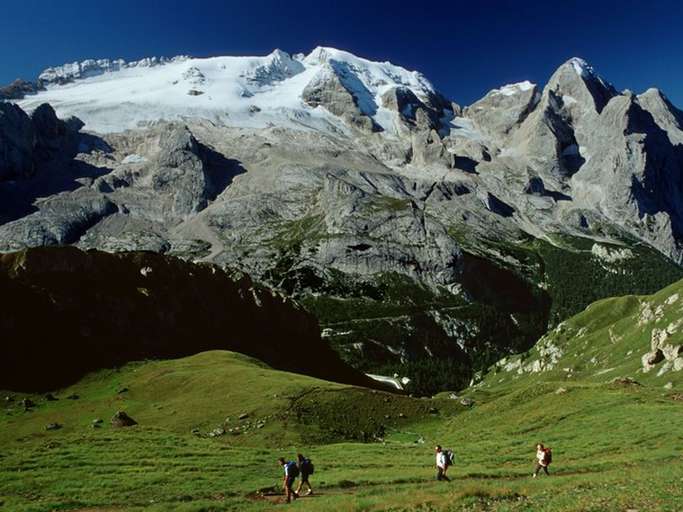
[533,463,541,477]
[285,477,297,502]
[442,467,451,482]
[543,465,549,476]
[296,474,311,495]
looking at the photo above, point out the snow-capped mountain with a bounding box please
[17,47,446,135]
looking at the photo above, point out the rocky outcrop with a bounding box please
[0,102,35,180]
[0,79,42,100]
[0,246,381,392]
[0,102,82,181]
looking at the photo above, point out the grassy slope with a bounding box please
[476,277,683,391]
[2,331,682,511]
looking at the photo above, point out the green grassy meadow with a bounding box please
[2,336,682,511]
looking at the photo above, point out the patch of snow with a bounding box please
[490,80,535,97]
[562,95,578,106]
[449,116,484,141]
[568,57,594,79]
[366,373,405,390]
[121,154,147,165]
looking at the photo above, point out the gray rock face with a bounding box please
[464,81,539,140]
[1,55,683,390]
[302,63,378,132]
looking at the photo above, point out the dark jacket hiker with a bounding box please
[296,453,315,495]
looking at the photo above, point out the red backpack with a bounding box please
[543,448,552,465]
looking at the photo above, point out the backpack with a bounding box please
[444,449,455,466]
[301,458,314,474]
[543,448,552,465]
[286,461,300,478]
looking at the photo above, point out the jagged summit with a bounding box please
[38,55,191,85]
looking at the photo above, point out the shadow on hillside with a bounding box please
[0,159,112,225]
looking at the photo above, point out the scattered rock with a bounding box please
[21,398,35,410]
[398,412,406,418]
[117,387,129,394]
[4,395,14,403]
[44,393,58,401]
[111,411,137,427]
[555,387,568,395]
[664,382,673,390]
[673,357,683,372]
[66,394,80,400]
[612,377,641,386]
[671,394,683,402]
[428,407,439,415]
[448,393,459,400]
[460,397,475,407]
[91,418,103,429]
[191,427,201,436]
[45,422,62,431]
[238,413,249,420]
[256,423,265,429]
[208,427,225,438]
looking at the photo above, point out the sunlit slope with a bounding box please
[474,278,683,394]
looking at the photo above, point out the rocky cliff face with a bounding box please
[0,246,378,392]
[2,49,683,392]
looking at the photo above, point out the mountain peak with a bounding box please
[565,57,596,78]
[547,57,617,113]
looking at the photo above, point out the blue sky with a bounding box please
[1,0,682,106]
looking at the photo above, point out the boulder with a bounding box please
[111,411,137,427]
[45,422,62,431]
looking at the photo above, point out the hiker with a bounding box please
[278,457,299,503]
[533,443,552,477]
[296,453,315,496]
[435,445,452,481]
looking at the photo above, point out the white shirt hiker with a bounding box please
[436,451,447,469]
[537,449,547,466]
